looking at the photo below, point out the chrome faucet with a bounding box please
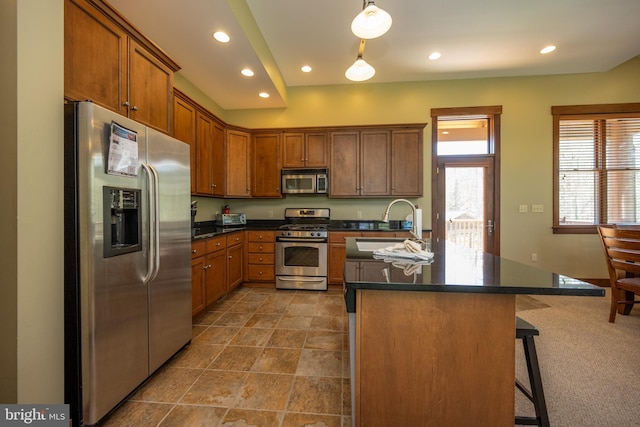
[381,199,422,239]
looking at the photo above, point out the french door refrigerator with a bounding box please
[64,101,192,426]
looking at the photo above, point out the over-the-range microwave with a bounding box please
[281,168,328,195]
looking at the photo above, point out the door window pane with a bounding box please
[445,167,485,250]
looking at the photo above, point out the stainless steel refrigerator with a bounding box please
[64,101,192,426]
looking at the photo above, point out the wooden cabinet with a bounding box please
[127,39,174,132]
[226,129,251,197]
[64,0,178,133]
[391,129,423,196]
[173,92,197,191]
[195,112,225,196]
[245,231,275,284]
[328,231,410,285]
[191,255,206,317]
[361,130,392,196]
[329,132,359,197]
[226,232,245,291]
[252,132,282,197]
[329,131,391,197]
[191,237,226,318]
[282,132,328,168]
[173,90,225,196]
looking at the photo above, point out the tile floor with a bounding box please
[102,286,351,427]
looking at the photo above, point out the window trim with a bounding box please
[552,103,640,234]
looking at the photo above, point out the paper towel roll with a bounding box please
[415,208,423,239]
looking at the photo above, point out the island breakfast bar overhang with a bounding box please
[343,237,605,427]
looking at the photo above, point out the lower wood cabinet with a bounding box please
[191,231,243,318]
[328,231,412,285]
[245,231,275,284]
[226,232,245,292]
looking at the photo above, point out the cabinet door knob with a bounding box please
[207,264,212,268]
[122,101,130,108]
[192,249,197,253]
[131,105,138,111]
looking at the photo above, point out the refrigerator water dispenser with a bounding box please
[103,186,142,257]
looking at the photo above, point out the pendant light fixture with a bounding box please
[345,57,376,82]
[345,39,375,82]
[351,0,392,39]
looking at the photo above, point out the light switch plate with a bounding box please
[532,204,544,213]
[519,204,528,213]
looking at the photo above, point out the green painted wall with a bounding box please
[1,0,65,404]
[189,56,640,278]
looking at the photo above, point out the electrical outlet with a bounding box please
[531,253,538,262]
[268,210,274,218]
[519,204,528,213]
[532,204,544,213]
[357,211,362,219]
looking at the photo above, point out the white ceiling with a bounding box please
[108,0,640,110]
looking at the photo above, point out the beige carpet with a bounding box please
[515,290,640,427]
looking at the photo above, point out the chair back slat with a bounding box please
[598,226,640,277]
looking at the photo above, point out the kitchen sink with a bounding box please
[355,238,406,252]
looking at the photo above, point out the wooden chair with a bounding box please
[597,226,640,323]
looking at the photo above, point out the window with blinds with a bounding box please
[552,104,640,233]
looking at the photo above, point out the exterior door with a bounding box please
[435,157,497,253]
[431,106,502,255]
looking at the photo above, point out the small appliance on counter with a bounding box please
[216,213,247,227]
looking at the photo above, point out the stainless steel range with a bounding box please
[275,208,330,290]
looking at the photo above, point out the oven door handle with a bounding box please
[277,276,327,283]
[276,238,327,243]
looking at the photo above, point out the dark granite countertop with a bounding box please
[192,219,426,240]
[343,237,605,312]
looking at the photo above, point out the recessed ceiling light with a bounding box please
[301,65,312,73]
[241,68,254,77]
[259,92,270,98]
[428,52,441,60]
[213,31,230,43]
[540,45,556,54]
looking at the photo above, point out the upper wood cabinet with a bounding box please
[64,0,179,133]
[329,131,360,197]
[360,130,392,196]
[173,90,225,196]
[226,129,252,198]
[330,125,424,198]
[330,130,391,197]
[252,132,283,198]
[391,129,423,196]
[282,132,328,168]
[173,93,197,190]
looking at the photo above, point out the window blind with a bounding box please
[556,114,640,230]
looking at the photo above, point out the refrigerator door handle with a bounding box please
[148,164,161,281]
[141,162,159,283]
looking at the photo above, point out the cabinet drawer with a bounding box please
[247,242,275,253]
[191,240,206,258]
[247,230,275,242]
[206,236,226,253]
[329,231,361,243]
[227,232,244,246]
[247,265,275,281]
[248,253,275,265]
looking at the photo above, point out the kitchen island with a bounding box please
[343,237,604,427]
